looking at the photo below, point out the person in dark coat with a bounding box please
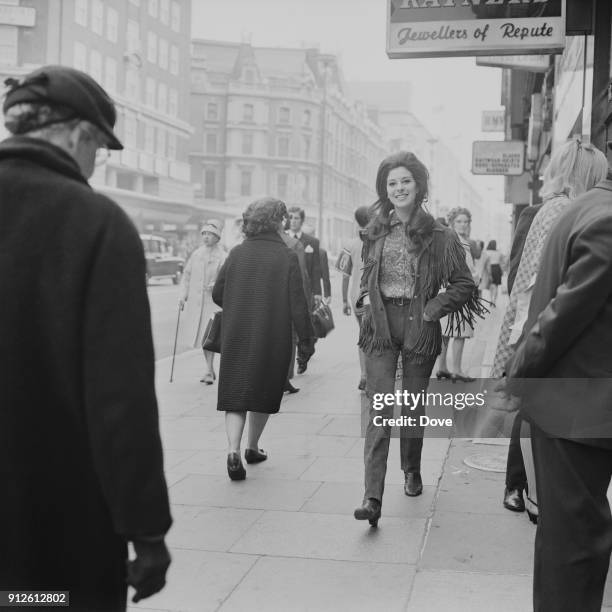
[0,66,171,611]
[507,204,543,294]
[213,197,314,481]
[287,206,322,373]
[319,247,332,303]
[506,170,612,612]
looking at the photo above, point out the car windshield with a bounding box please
[141,238,165,254]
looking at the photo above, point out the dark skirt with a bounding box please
[490,264,502,286]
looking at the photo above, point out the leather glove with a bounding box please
[127,537,171,603]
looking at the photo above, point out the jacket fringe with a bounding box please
[443,290,491,336]
[358,308,393,354]
[405,322,443,364]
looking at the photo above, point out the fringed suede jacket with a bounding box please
[357,209,486,364]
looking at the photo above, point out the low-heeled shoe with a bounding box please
[353,498,381,526]
[503,487,525,512]
[404,472,423,496]
[245,448,268,464]
[227,452,246,480]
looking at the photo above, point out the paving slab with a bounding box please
[407,569,531,612]
[211,412,332,436]
[421,511,535,574]
[173,449,316,480]
[318,415,362,437]
[166,506,264,552]
[299,455,445,487]
[230,510,426,564]
[345,437,451,461]
[162,449,199,470]
[128,549,258,612]
[262,432,357,457]
[300,481,436,519]
[219,556,415,612]
[169,473,321,511]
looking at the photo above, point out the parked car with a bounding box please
[140,234,185,285]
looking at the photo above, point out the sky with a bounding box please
[192,0,506,205]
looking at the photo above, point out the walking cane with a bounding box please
[169,302,183,383]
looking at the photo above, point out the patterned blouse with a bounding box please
[379,213,418,298]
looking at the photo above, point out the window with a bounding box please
[277,173,288,199]
[170,1,181,31]
[303,109,311,127]
[168,89,178,117]
[126,20,140,53]
[106,7,118,42]
[160,0,170,24]
[125,66,140,102]
[303,136,311,159]
[124,113,137,148]
[73,41,87,71]
[167,133,177,160]
[243,103,254,122]
[158,38,169,70]
[144,124,155,153]
[278,136,289,157]
[170,45,179,75]
[75,0,88,26]
[0,26,16,65]
[91,0,103,35]
[156,128,166,157]
[204,169,216,198]
[104,58,117,93]
[242,133,253,155]
[279,106,290,124]
[89,50,102,83]
[206,133,217,154]
[207,103,218,121]
[148,0,158,17]
[145,77,156,107]
[157,82,167,114]
[240,170,252,196]
[147,32,157,63]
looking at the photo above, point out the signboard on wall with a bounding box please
[0,4,35,26]
[472,141,525,175]
[387,0,565,59]
[476,54,551,71]
[482,110,505,132]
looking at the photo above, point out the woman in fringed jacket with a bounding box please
[354,151,486,526]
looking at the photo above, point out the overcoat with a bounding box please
[180,242,226,348]
[212,232,313,413]
[0,137,171,611]
[507,176,612,448]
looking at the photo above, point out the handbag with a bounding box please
[335,247,353,275]
[202,311,222,353]
[311,302,335,338]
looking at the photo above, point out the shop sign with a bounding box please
[472,140,524,175]
[387,0,565,59]
[476,54,550,71]
[0,4,35,26]
[482,110,505,132]
[162,224,177,231]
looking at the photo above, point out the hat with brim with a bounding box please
[201,219,223,238]
[3,65,123,150]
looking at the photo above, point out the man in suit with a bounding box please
[287,207,322,373]
[503,203,544,514]
[506,172,612,612]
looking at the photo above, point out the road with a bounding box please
[148,280,188,361]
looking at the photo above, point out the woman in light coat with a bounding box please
[180,219,227,383]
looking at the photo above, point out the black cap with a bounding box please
[3,65,123,150]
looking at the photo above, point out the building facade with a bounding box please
[1,0,194,237]
[190,40,387,252]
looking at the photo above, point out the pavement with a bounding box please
[131,286,612,612]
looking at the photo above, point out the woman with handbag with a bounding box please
[354,151,485,526]
[179,219,226,384]
[213,197,314,481]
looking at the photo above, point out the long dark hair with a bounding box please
[367,151,434,249]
